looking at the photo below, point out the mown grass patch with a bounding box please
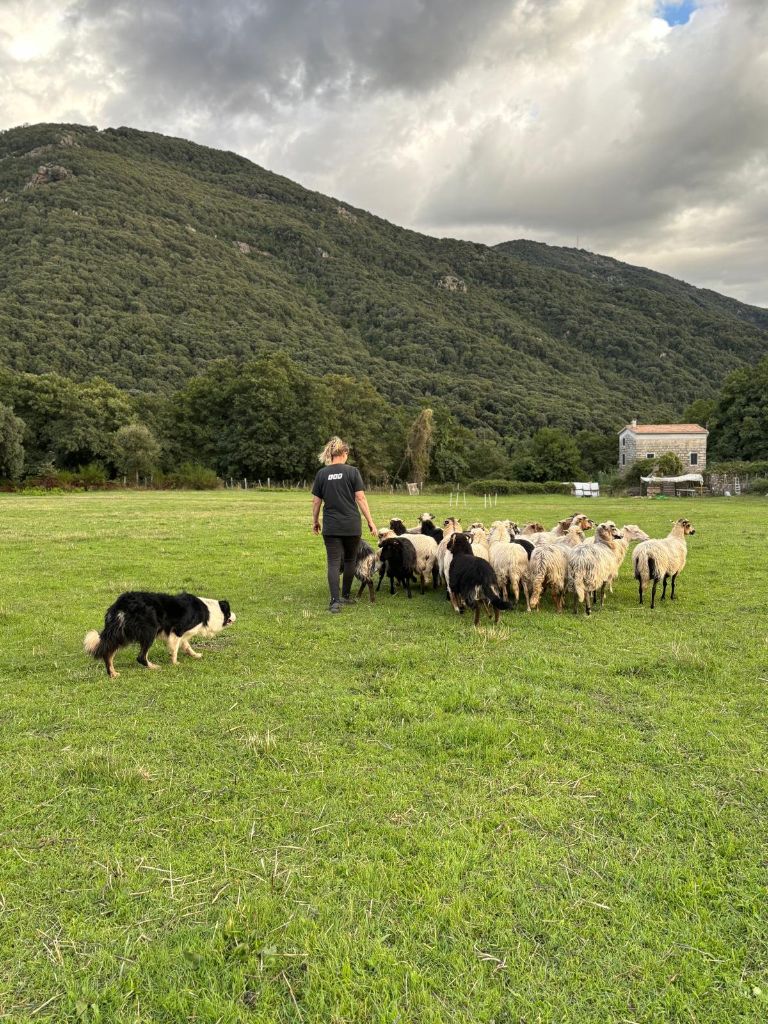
[0,491,766,1022]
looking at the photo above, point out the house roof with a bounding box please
[620,423,708,435]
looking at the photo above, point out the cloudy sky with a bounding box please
[2,0,767,305]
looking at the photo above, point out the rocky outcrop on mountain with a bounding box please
[437,274,467,293]
[23,165,71,190]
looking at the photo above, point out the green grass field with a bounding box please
[1,491,766,1023]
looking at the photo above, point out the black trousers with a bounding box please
[323,535,360,603]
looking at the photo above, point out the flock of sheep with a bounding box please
[346,512,696,624]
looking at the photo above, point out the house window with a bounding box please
[646,452,656,459]
[622,437,626,447]
[690,452,698,466]
[622,454,626,466]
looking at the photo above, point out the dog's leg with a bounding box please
[181,638,202,660]
[473,606,481,627]
[166,634,183,665]
[105,652,119,679]
[137,629,160,669]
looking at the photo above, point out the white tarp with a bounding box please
[572,482,600,496]
[640,474,704,484]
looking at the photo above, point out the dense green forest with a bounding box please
[0,122,766,483]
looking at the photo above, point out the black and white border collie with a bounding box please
[84,591,236,678]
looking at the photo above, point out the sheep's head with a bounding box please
[389,518,407,535]
[621,524,650,542]
[442,516,461,533]
[377,528,396,543]
[469,521,485,531]
[573,513,595,531]
[522,521,545,535]
[675,518,696,535]
[469,525,488,541]
[508,521,520,536]
[447,532,473,556]
[596,522,623,543]
[418,512,435,523]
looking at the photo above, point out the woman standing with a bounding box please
[312,437,378,613]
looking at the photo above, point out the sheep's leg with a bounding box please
[650,577,658,609]
[419,573,425,595]
[670,573,678,600]
[661,574,669,600]
[599,583,606,608]
[638,578,644,605]
[376,572,384,592]
[390,573,395,596]
[510,578,519,606]
[432,565,439,589]
[404,576,412,599]
[554,589,564,613]
[584,588,591,617]
[521,580,531,612]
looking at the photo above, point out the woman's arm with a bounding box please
[312,495,322,534]
[355,491,378,536]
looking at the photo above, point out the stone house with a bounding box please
[618,420,708,471]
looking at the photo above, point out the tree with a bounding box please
[320,374,405,484]
[112,423,160,484]
[709,356,768,461]
[656,451,684,475]
[168,354,331,480]
[0,402,25,480]
[682,398,716,428]
[575,429,616,477]
[403,408,434,484]
[516,428,581,482]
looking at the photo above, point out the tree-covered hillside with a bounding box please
[1,122,767,442]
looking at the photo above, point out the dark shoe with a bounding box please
[340,595,357,605]
[329,601,342,613]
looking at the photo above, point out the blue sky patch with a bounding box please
[658,1,697,26]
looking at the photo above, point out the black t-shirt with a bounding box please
[312,464,365,536]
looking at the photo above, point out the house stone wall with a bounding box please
[619,431,707,470]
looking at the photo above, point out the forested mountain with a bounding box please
[1,122,767,444]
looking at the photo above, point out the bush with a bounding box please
[748,477,768,495]
[165,463,221,490]
[467,479,572,495]
[708,460,768,477]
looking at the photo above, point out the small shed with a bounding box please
[640,473,704,497]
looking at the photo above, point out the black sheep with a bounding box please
[447,533,511,626]
[420,518,444,544]
[376,537,417,598]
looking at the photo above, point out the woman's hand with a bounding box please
[369,522,378,538]
[312,521,321,535]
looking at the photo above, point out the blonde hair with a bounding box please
[319,436,350,465]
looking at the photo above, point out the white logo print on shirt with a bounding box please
[327,473,343,480]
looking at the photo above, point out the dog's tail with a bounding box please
[84,610,126,660]
[84,630,102,656]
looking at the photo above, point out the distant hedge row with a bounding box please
[467,479,572,495]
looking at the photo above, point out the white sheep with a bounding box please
[488,521,533,608]
[436,517,462,586]
[526,521,585,611]
[585,522,649,592]
[469,525,491,562]
[532,513,594,547]
[632,518,696,609]
[566,522,625,615]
